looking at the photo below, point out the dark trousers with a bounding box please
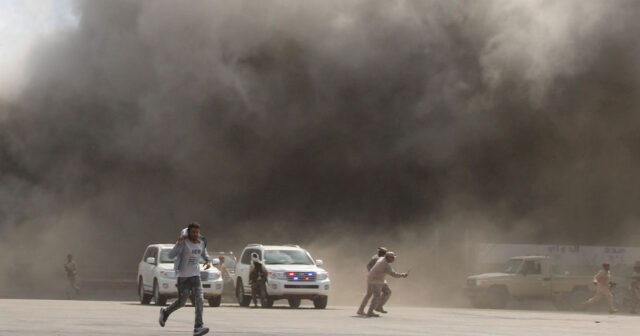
[251,279,266,306]
[165,276,204,329]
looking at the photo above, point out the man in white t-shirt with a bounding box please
[158,222,212,336]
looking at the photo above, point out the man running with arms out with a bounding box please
[159,222,212,336]
[358,251,408,317]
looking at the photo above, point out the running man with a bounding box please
[158,222,212,336]
[582,261,618,314]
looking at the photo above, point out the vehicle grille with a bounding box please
[285,285,319,289]
[466,279,476,287]
[287,272,316,282]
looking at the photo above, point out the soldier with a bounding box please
[357,251,408,317]
[366,247,392,313]
[249,252,268,308]
[64,254,80,296]
[582,261,618,314]
[629,261,640,314]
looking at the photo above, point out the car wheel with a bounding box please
[236,279,251,307]
[552,294,571,311]
[469,296,487,308]
[153,280,167,306]
[288,298,301,308]
[139,278,151,305]
[261,297,274,308]
[208,295,222,307]
[486,286,508,309]
[313,296,328,309]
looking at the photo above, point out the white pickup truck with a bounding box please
[234,244,330,308]
[137,244,223,306]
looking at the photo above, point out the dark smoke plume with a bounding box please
[1,0,640,299]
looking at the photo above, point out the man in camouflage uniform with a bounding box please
[249,253,268,308]
[64,254,80,296]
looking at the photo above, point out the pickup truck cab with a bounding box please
[234,244,330,308]
[138,244,223,307]
[466,256,595,310]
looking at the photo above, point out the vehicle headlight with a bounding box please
[317,272,329,281]
[208,272,220,280]
[159,270,176,278]
[269,272,286,280]
[475,279,484,286]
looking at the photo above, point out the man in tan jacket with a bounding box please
[357,251,408,317]
[582,262,618,314]
[366,247,392,313]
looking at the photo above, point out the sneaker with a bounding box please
[193,327,210,336]
[158,308,167,327]
[366,312,380,317]
[375,308,388,314]
[356,310,366,316]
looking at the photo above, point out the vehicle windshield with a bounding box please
[159,249,206,264]
[504,259,523,274]
[264,250,314,265]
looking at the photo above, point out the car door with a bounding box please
[139,247,151,286]
[143,247,158,290]
[518,260,548,297]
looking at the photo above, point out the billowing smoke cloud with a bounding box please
[1,0,640,300]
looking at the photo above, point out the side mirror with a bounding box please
[211,258,220,266]
[316,259,323,266]
[146,257,156,265]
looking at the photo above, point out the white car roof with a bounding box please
[262,245,304,250]
[148,244,175,249]
[244,244,305,251]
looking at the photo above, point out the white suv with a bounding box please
[137,244,223,307]
[234,244,330,308]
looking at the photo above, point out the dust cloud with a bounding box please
[1,0,640,304]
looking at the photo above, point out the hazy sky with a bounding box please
[0,0,77,100]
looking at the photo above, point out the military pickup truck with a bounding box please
[466,256,595,310]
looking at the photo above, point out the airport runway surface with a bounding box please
[1,299,639,335]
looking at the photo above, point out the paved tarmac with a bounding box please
[1,299,640,335]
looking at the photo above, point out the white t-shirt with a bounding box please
[178,240,204,278]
